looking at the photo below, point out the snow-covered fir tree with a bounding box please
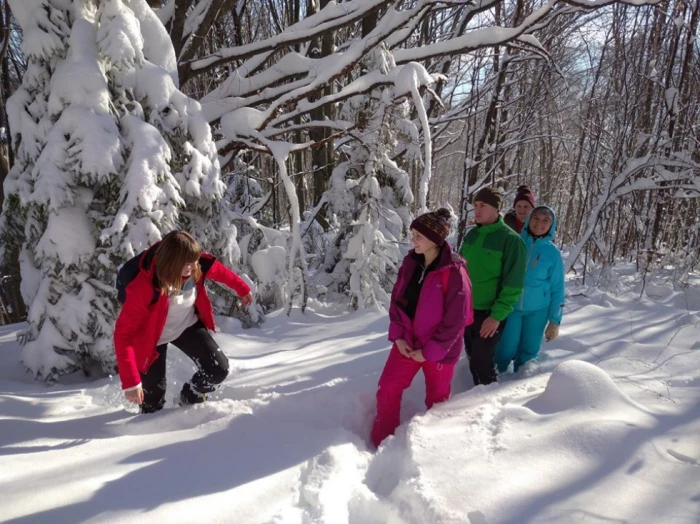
[0,0,231,381]
[321,47,420,309]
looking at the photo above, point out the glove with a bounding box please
[545,322,559,342]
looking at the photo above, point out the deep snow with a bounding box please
[1,269,699,523]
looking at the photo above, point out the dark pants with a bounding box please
[464,310,506,386]
[140,320,229,413]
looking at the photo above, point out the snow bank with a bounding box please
[525,359,646,414]
[382,361,664,523]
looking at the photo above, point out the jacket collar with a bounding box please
[475,216,505,234]
[505,209,524,228]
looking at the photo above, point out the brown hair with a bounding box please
[155,231,202,295]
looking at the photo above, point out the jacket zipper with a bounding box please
[519,242,536,310]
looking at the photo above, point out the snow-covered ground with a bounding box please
[2,270,700,523]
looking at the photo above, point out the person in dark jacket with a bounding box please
[113,230,253,413]
[371,209,473,448]
[495,206,565,374]
[504,185,536,233]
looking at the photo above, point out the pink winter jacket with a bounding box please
[388,243,474,364]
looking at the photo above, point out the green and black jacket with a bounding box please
[459,216,526,321]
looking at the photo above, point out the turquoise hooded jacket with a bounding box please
[516,206,565,325]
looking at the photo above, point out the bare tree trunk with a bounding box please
[1,0,14,195]
[562,29,610,242]
[0,0,26,324]
[457,11,506,242]
[293,127,306,212]
[307,0,334,230]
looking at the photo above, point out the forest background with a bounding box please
[0,0,698,380]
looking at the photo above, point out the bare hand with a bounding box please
[411,350,426,363]
[395,339,414,358]
[480,317,501,338]
[124,386,144,405]
[240,292,253,307]
[545,322,559,342]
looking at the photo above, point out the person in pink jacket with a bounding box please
[371,208,473,448]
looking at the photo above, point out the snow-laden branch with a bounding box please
[199,0,603,136]
[265,141,310,314]
[181,0,393,81]
[393,0,559,64]
[179,0,238,66]
[218,108,313,311]
[566,153,699,272]
[389,0,658,65]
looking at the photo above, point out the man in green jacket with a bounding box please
[460,187,526,385]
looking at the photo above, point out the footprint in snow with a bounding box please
[667,449,700,466]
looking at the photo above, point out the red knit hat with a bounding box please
[514,185,536,208]
[410,208,452,246]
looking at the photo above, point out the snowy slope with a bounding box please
[1,272,699,524]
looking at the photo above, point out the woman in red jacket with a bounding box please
[113,230,253,413]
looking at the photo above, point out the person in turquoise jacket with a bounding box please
[494,205,565,374]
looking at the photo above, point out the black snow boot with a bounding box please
[179,382,208,406]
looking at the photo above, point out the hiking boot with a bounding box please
[179,382,208,406]
[140,403,165,414]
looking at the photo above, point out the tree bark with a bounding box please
[308,0,334,229]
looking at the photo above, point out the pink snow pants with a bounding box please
[371,344,455,448]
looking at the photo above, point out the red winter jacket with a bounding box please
[113,245,251,389]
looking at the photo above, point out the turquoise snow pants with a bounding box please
[494,307,549,373]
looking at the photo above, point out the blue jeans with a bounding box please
[494,308,549,373]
